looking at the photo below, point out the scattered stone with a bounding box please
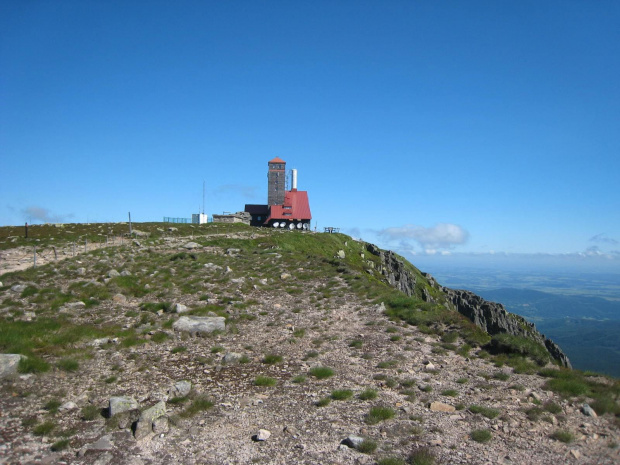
[226,248,241,255]
[108,270,120,278]
[109,396,139,417]
[120,270,132,277]
[429,401,456,412]
[66,301,86,309]
[280,273,291,280]
[222,352,243,365]
[182,242,200,250]
[336,250,346,259]
[0,354,25,379]
[114,409,141,430]
[570,449,581,459]
[169,380,192,398]
[10,284,27,293]
[341,435,364,449]
[77,267,86,275]
[173,316,226,335]
[253,429,271,441]
[424,362,436,371]
[78,434,114,457]
[59,401,77,412]
[112,293,127,304]
[225,266,232,273]
[581,403,597,418]
[134,401,167,440]
[152,416,169,434]
[175,303,188,314]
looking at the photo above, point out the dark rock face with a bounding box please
[444,288,571,369]
[370,244,571,368]
[377,250,418,297]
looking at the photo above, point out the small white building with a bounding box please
[192,213,209,224]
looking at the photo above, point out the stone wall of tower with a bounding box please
[268,160,286,206]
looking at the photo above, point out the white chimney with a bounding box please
[292,169,298,190]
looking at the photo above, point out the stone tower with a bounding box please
[267,157,286,206]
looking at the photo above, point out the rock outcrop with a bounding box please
[370,244,571,368]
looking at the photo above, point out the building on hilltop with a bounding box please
[245,157,312,229]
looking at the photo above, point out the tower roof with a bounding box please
[268,157,286,164]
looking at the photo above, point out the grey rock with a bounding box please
[226,248,241,255]
[152,416,169,434]
[182,242,200,249]
[0,354,25,379]
[67,301,86,309]
[254,429,271,441]
[109,396,139,417]
[581,403,597,417]
[336,250,346,259]
[222,352,243,365]
[134,401,166,440]
[341,435,364,449]
[108,270,121,278]
[112,293,127,304]
[169,380,192,398]
[78,434,114,457]
[59,401,78,412]
[120,270,132,277]
[114,408,141,429]
[175,303,188,314]
[173,316,225,335]
[77,267,86,275]
[10,284,27,293]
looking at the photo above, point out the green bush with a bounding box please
[179,395,213,418]
[366,406,395,424]
[254,376,277,386]
[262,353,283,364]
[51,438,70,451]
[309,366,334,379]
[469,405,500,419]
[81,405,101,421]
[33,421,55,436]
[316,397,331,407]
[357,439,377,454]
[408,447,437,465]
[359,388,378,400]
[550,429,574,443]
[470,429,492,443]
[331,389,353,400]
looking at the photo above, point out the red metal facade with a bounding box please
[266,189,312,222]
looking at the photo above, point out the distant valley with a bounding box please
[475,288,620,378]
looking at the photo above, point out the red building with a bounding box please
[245,157,312,229]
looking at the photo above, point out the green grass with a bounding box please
[51,438,71,451]
[33,421,55,436]
[550,429,574,443]
[487,333,550,366]
[331,389,353,400]
[292,375,307,384]
[357,439,378,454]
[469,405,500,419]
[359,388,378,400]
[44,399,62,414]
[441,389,458,397]
[316,397,331,407]
[366,406,395,424]
[470,429,492,443]
[377,458,405,465]
[262,353,283,364]
[408,448,437,465]
[57,358,79,372]
[309,366,334,379]
[179,395,214,418]
[171,346,187,354]
[81,405,101,421]
[254,376,277,386]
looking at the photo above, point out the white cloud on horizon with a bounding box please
[590,233,618,245]
[378,223,469,252]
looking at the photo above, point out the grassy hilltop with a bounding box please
[0,222,618,464]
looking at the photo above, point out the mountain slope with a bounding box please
[0,223,618,464]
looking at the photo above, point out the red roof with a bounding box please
[268,157,286,164]
[267,190,312,222]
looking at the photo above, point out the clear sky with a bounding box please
[1,1,619,272]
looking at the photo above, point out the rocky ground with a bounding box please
[0,226,618,464]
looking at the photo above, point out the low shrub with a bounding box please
[486,334,549,366]
[366,406,395,424]
[470,429,492,443]
[309,366,334,379]
[469,405,500,419]
[359,388,378,400]
[550,429,574,443]
[331,389,353,400]
[254,376,277,386]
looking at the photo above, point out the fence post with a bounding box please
[53,246,57,260]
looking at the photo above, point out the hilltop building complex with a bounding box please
[245,157,312,229]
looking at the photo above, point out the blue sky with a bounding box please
[1,1,619,272]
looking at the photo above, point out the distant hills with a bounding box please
[476,288,620,378]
